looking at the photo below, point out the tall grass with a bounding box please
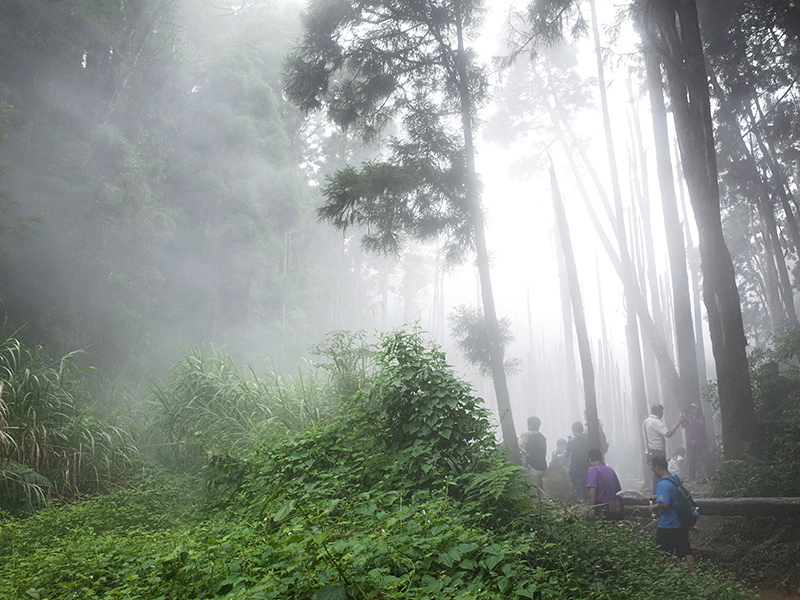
[150,346,340,465]
[0,338,139,514]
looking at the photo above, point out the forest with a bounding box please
[1,0,799,598]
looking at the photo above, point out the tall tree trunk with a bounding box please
[649,0,758,459]
[674,140,709,389]
[630,199,662,408]
[556,226,581,418]
[592,0,650,466]
[455,19,519,462]
[550,165,600,453]
[544,81,681,394]
[644,44,702,410]
[758,187,797,327]
[755,212,784,330]
[627,73,665,342]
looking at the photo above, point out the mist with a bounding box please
[0,0,797,487]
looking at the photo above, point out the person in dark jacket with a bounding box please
[519,416,547,499]
[565,421,589,501]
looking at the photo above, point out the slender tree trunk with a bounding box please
[627,73,665,341]
[649,0,758,459]
[674,141,709,390]
[754,215,784,331]
[556,228,581,418]
[644,45,702,410]
[593,1,650,464]
[550,164,600,452]
[758,189,797,327]
[630,200,661,408]
[455,19,519,462]
[547,96,681,395]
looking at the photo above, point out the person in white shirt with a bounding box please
[668,446,686,478]
[643,404,683,492]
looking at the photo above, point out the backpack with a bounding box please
[664,476,699,528]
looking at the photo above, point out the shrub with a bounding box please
[0,329,754,599]
[709,328,800,590]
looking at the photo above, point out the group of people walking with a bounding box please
[520,407,705,571]
[519,416,619,509]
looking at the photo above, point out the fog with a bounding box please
[0,0,795,484]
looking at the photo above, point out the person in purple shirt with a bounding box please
[585,448,621,520]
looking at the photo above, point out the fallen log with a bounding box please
[619,495,800,517]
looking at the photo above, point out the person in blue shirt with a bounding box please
[650,455,696,571]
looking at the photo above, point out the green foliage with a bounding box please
[448,305,522,377]
[318,109,474,263]
[310,329,378,400]
[151,345,338,467]
[0,0,345,380]
[285,0,489,266]
[0,337,139,513]
[708,328,800,589]
[713,328,800,497]
[0,329,753,599]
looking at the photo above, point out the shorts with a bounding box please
[655,526,693,558]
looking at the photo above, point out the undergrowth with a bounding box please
[0,337,140,514]
[0,329,753,599]
[709,328,800,591]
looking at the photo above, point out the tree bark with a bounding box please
[622,495,800,517]
[550,165,600,453]
[590,0,648,459]
[648,0,758,460]
[556,228,581,419]
[644,45,702,410]
[455,18,520,463]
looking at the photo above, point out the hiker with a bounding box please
[565,421,589,501]
[586,448,621,520]
[650,455,696,572]
[668,446,686,478]
[682,404,712,480]
[519,416,547,499]
[551,438,567,464]
[542,438,572,502]
[643,404,683,492]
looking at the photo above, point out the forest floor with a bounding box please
[619,479,800,599]
[691,515,800,600]
[685,480,800,600]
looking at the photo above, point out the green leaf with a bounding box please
[316,583,347,600]
[312,531,329,545]
[272,499,296,522]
